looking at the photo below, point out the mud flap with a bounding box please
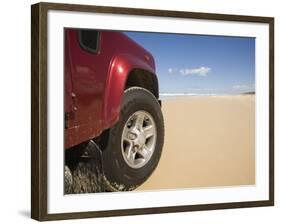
[64,140,106,194]
[64,140,126,193]
[81,140,104,172]
[84,141,126,192]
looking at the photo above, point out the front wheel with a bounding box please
[102,87,164,191]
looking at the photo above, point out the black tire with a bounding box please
[102,87,164,191]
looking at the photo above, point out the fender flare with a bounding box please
[102,54,156,128]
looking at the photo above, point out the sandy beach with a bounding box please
[138,95,255,191]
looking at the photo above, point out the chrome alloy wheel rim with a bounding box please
[121,110,157,169]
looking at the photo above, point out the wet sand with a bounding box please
[138,95,255,191]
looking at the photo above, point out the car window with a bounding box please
[78,29,99,53]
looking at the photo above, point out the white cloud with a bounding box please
[168,66,211,77]
[168,68,173,74]
[232,84,255,90]
[183,66,211,76]
[179,69,185,75]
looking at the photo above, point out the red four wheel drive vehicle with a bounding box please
[65,28,164,191]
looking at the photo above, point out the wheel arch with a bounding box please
[125,68,159,99]
[102,54,158,128]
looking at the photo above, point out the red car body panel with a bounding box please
[64,29,156,149]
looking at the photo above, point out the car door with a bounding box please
[67,28,115,139]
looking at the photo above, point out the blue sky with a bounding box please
[125,31,255,95]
